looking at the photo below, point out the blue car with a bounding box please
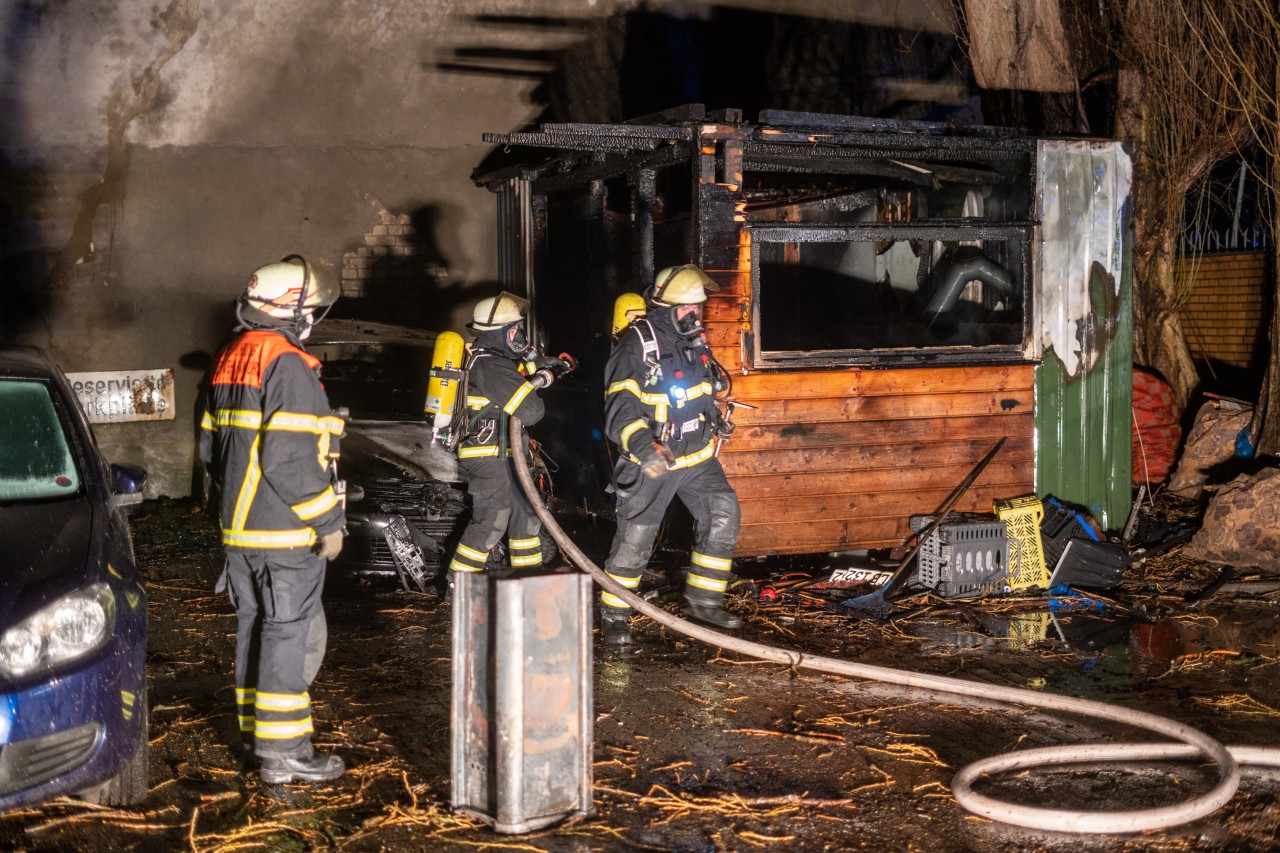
[0,346,149,810]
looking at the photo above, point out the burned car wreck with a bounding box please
[308,320,555,590]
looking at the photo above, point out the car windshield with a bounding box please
[0,379,83,501]
[311,342,432,420]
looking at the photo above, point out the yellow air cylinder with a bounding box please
[426,331,466,440]
[611,292,646,337]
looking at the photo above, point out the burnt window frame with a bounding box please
[745,221,1036,370]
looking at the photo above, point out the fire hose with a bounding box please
[509,417,1280,834]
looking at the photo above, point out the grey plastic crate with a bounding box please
[911,515,1010,599]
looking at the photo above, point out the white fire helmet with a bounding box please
[243,255,340,320]
[469,292,529,331]
[650,264,716,307]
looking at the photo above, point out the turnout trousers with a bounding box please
[449,455,544,574]
[601,456,741,613]
[224,551,328,757]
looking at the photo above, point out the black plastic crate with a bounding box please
[1040,498,1100,573]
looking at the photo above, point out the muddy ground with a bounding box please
[2,498,1279,852]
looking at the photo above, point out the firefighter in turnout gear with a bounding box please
[448,293,574,581]
[198,255,347,784]
[600,265,742,644]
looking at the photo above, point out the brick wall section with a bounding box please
[1176,250,1272,370]
[340,208,447,327]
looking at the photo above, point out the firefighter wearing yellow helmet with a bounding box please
[199,255,346,784]
[611,292,647,341]
[446,292,575,580]
[599,264,740,643]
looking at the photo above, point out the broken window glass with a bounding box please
[749,223,1030,366]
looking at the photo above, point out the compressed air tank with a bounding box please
[426,331,466,437]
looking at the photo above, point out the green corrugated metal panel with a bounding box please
[1034,141,1134,531]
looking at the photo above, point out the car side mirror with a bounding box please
[110,462,148,509]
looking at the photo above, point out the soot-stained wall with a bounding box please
[1,0,545,498]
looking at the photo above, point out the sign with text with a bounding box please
[67,369,175,424]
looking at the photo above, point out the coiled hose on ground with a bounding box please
[509,419,1280,834]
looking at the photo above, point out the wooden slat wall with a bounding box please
[690,148,1036,557]
[700,262,1036,557]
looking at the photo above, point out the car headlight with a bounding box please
[0,583,116,679]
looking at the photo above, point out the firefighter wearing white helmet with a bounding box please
[237,254,340,339]
[447,292,575,580]
[199,254,346,785]
[599,264,740,644]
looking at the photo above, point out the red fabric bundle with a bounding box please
[1131,367,1181,484]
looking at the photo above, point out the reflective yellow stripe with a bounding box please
[509,536,540,549]
[466,395,492,408]
[238,715,255,731]
[214,409,263,430]
[121,690,136,706]
[670,442,716,470]
[236,688,257,702]
[686,572,729,593]
[456,543,489,562]
[458,446,500,458]
[230,436,262,532]
[201,411,216,432]
[223,528,318,549]
[292,487,338,521]
[266,411,324,433]
[601,573,640,608]
[503,382,536,415]
[255,691,310,712]
[319,415,344,435]
[691,552,733,571]
[450,560,484,573]
[606,379,670,407]
[255,719,314,739]
[619,419,647,452]
[510,553,542,567]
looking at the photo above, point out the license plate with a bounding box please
[386,516,430,591]
[828,567,893,586]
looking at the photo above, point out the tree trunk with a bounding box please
[1133,225,1200,407]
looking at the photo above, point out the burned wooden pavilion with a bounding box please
[474,105,1133,557]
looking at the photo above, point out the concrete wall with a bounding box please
[2,0,548,498]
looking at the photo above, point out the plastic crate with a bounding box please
[1040,497,1100,573]
[994,495,1049,591]
[910,515,1009,599]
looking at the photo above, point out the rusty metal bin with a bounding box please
[450,570,594,833]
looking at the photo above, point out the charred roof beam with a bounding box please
[482,131,670,153]
[751,130,1033,157]
[530,145,689,194]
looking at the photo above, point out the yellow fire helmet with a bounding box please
[611,292,647,336]
[650,264,716,306]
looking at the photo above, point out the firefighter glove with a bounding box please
[315,529,344,560]
[529,354,576,389]
[636,440,675,479]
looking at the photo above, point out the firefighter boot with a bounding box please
[683,591,742,630]
[259,749,346,785]
[599,605,633,645]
